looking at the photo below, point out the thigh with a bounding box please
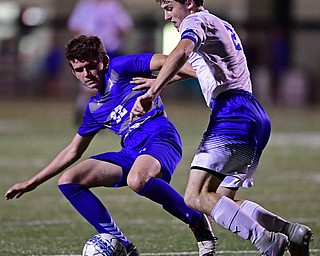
[185,168,223,213]
[186,169,221,195]
[90,149,136,187]
[59,159,123,188]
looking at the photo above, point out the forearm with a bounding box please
[31,148,80,186]
[5,134,92,200]
[168,72,196,85]
[149,48,189,97]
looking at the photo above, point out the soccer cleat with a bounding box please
[126,243,140,256]
[285,223,313,256]
[260,232,289,256]
[190,214,218,256]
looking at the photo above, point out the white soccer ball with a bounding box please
[82,233,127,256]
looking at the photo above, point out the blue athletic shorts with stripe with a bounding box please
[90,116,182,187]
[191,89,271,188]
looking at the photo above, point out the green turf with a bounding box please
[0,98,319,255]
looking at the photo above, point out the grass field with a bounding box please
[0,98,319,255]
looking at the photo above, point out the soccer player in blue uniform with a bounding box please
[130,1,313,256]
[5,35,217,256]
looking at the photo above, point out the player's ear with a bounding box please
[186,0,195,12]
[68,61,77,76]
[102,55,110,69]
[70,66,77,76]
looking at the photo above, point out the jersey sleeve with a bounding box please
[77,104,104,137]
[112,53,154,77]
[180,15,206,51]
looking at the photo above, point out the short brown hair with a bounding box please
[65,35,107,63]
[155,0,203,7]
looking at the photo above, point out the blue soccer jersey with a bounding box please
[76,53,182,187]
[77,53,165,139]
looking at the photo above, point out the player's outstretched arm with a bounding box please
[5,134,94,200]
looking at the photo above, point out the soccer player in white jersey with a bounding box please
[130,1,313,255]
[5,35,217,256]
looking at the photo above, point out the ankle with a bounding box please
[254,230,272,252]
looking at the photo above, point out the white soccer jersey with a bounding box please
[179,10,252,107]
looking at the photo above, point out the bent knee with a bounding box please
[58,171,76,185]
[127,174,147,192]
[184,192,201,211]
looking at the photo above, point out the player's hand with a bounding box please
[130,92,154,121]
[131,77,155,91]
[5,180,37,200]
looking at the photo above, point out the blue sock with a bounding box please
[58,183,130,247]
[137,177,202,225]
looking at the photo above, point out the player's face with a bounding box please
[70,58,106,91]
[161,0,190,31]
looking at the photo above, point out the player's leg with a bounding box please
[184,168,289,255]
[217,186,289,232]
[125,117,204,225]
[124,117,216,255]
[128,155,202,224]
[58,159,132,248]
[217,180,291,235]
[128,154,217,255]
[238,96,313,256]
[217,185,312,256]
[239,200,313,256]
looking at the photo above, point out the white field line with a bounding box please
[0,120,29,133]
[138,250,320,255]
[39,248,320,255]
[5,216,320,228]
[269,132,320,147]
[1,132,320,169]
[12,218,317,255]
[3,219,73,227]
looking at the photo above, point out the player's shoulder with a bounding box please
[185,10,211,21]
[185,10,225,25]
[109,55,131,72]
[111,53,152,63]
[181,10,211,31]
[111,54,153,68]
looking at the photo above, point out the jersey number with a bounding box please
[225,25,242,51]
[110,105,128,124]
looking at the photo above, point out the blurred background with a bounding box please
[1,2,320,254]
[0,0,319,106]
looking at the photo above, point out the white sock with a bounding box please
[210,196,266,246]
[240,200,288,233]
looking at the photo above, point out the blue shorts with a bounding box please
[90,116,182,187]
[191,90,271,188]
